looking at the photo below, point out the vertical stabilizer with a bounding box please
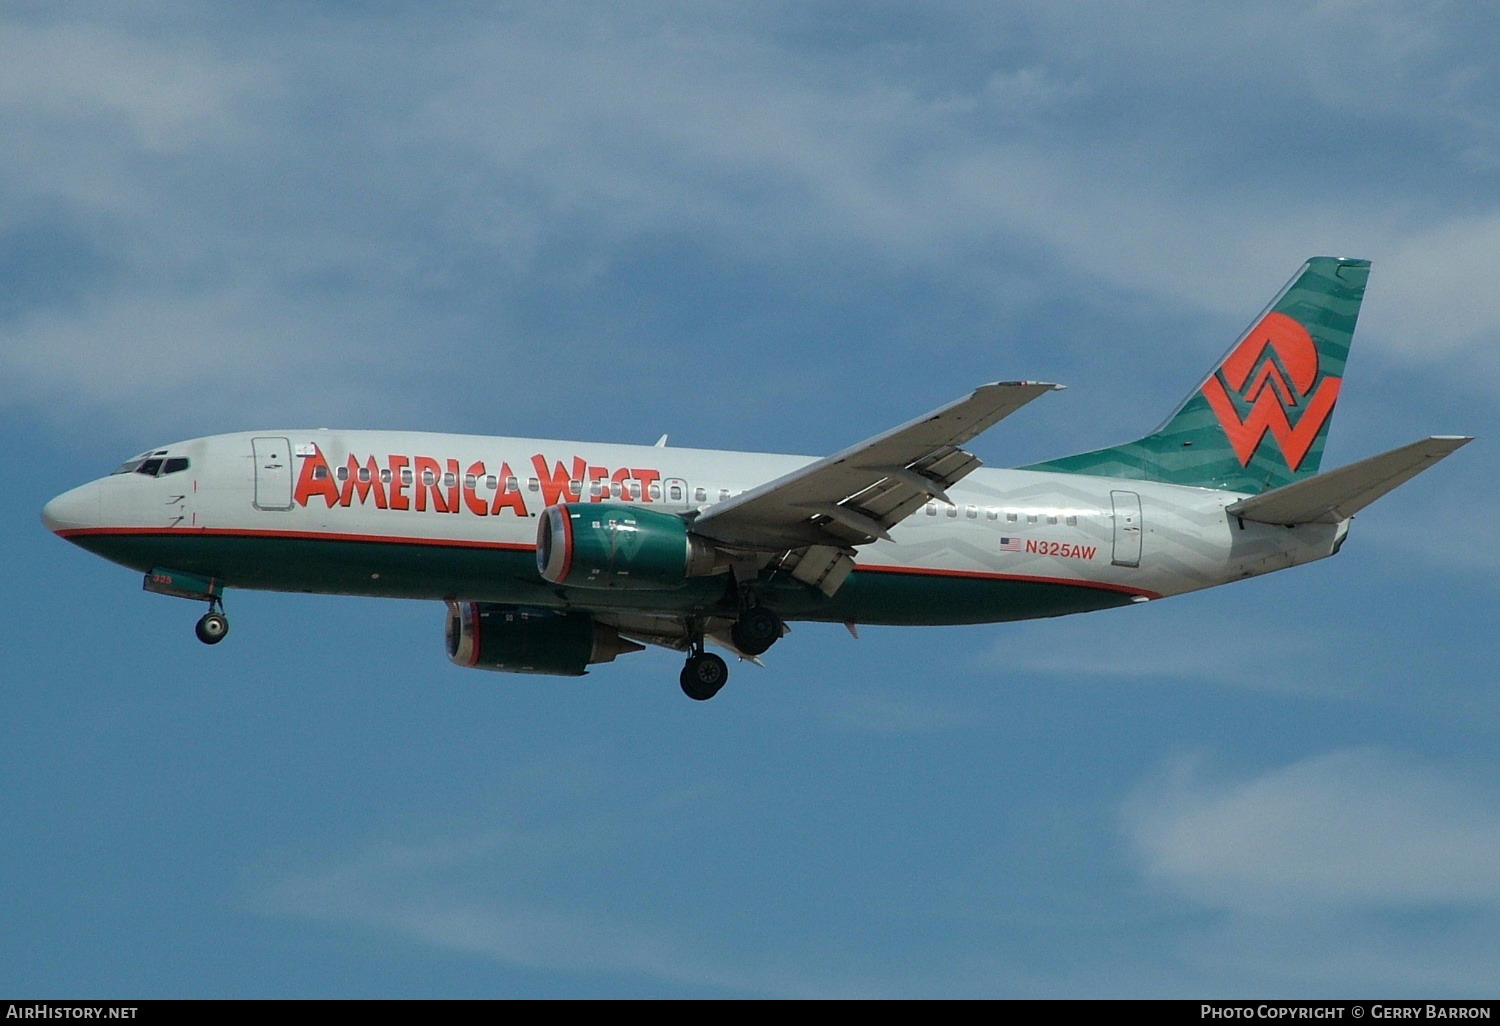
[1026,257,1370,494]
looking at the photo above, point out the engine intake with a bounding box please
[536,502,724,589]
[445,601,644,676]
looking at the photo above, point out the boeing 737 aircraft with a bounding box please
[43,258,1469,699]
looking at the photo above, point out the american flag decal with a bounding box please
[999,537,1023,552]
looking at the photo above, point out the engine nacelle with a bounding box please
[445,601,644,676]
[536,502,724,589]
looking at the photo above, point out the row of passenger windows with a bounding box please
[925,502,1078,526]
[309,464,733,504]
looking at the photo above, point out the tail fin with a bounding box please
[1025,256,1370,494]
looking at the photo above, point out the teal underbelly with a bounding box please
[74,530,1138,624]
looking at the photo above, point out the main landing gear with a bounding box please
[729,605,782,657]
[194,598,229,645]
[680,646,729,701]
[678,606,784,701]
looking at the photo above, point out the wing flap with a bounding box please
[1227,436,1472,525]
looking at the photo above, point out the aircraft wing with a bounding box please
[690,381,1062,571]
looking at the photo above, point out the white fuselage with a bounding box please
[43,429,1347,624]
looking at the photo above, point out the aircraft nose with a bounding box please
[41,482,102,534]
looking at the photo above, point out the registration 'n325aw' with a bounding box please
[43,258,1470,700]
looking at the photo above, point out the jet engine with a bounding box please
[536,503,725,589]
[445,601,644,676]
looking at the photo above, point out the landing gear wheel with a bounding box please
[680,652,729,701]
[195,611,229,645]
[730,606,782,656]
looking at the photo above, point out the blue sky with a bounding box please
[4,1,1499,998]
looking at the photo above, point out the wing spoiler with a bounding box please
[1226,436,1472,526]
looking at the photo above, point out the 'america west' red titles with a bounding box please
[293,447,664,518]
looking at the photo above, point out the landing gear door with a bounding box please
[252,436,294,511]
[1111,490,1142,568]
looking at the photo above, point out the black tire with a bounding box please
[730,607,782,656]
[679,652,728,701]
[195,612,229,645]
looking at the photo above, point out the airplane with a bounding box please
[42,257,1470,700]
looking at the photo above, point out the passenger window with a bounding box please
[1027,514,1037,524]
[649,483,661,500]
[162,457,190,475]
[1066,516,1077,526]
[946,506,958,518]
[442,472,456,488]
[719,488,731,501]
[506,476,517,491]
[966,505,977,519]
[1048,515,1058,525]
[334,466,348,482]
[1006,512,1017,523]
[359,467,372,483]
[925,503,937,515]
[464,474,477,489]
[421,470,436,486]
[669,484,684,501]
[380,469,392,483]
[528,478,539,491]
[401,469,414,485]
[694,487,707,502]
[986,509,998,521]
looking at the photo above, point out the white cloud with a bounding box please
[1123,748,1500,914]
[0,19,265,153]
[2,2,1497,435]
[256,812,885,998]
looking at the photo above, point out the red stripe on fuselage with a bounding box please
[54,525,534,552]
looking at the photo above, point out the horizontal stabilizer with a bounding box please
[1226,436,1472,525]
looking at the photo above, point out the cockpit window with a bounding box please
[113,449,191,476]
[118,456,191,478]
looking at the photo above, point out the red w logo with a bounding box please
[1200,312,1341,470]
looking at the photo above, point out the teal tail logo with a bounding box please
[1023,257,1369,494]
[1200,311,1342,472]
